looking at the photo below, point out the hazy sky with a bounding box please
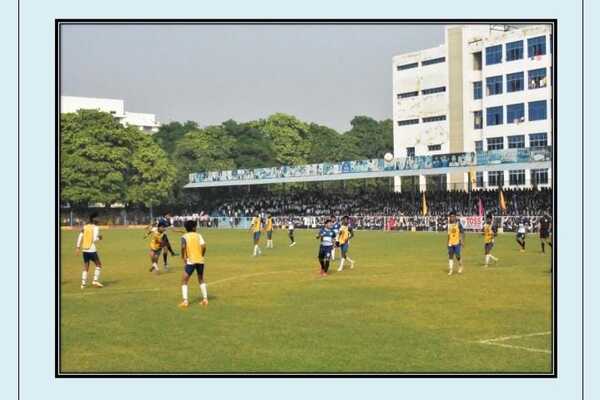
[61,24,444,132]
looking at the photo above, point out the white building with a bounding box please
[392,25,552,191]
[61,96,161,133]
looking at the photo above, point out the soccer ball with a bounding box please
[384,152,394,162]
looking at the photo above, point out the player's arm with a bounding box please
[95,226,102,241]
[180,237,187,263]
[349,227,354,240]
[75,231,83,255]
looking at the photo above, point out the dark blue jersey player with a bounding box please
[316,219,336,277]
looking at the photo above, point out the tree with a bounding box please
[153,121,199,158]
[306,123,344,163]
[60,110,176,208]
[224,120,277,169]
[254,113,311,165]
[343,116,393,159]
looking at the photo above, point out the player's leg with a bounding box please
[197,264,208,305]
[484,244,490,267]
[344,244,354,269]
[81,255,90,289]
[179,266,193,308]
[318,247,327,276]
[448,246,455,275]
[323,248,332,274]
[149,250,160,272]
[162,250,169,270]
[91,254,103,287]
[337,247,345,271]
[488,242,498,263]
[164,234,176,256]
[456,246,463,274]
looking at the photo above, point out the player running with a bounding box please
[316,219,336,277]
[156,213,179,271]
[75,212,104,289]
[179,220,208,308]
[330,215,340,261]
[265,214,274,248]
[538,213,552,254]
[516,219,527,252]
[447,211,465,276]
[288,219,296,247]
[250,212,262,256]
[482,214,499,267]
[336,216,355,272]
[147,224,166,273]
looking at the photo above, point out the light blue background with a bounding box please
[7,0,593,399]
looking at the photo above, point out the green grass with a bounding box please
[60,228,553,374]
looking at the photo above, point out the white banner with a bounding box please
[459,216,484,231]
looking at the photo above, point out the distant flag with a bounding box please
[499,190,507,213]
[421,192,428,216]
[478,197,484,217]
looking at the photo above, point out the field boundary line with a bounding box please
[62,269,300,297]
[473,331,551,354]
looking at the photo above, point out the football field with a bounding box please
[59,228,553,374]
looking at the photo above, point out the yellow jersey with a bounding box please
[483,223,495,244]
[81,224,96,250]
[251,217,261,233]
[149,229,164,251]
[182,232,205,264]
[265,217,273,232]
[338,225,351,244]
[447,222,463,246]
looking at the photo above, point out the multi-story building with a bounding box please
[61,96,161,133]
[392,24,552,191]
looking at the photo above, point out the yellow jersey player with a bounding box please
[75,212,104,289]
[179,220,208,308]
[482,214,499,267]
[447,211,465,276]
[336,216,355,272]
[265,214,274,248]
[249,212,262,256]
[147,224,166,273]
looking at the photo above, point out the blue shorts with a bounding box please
[340,242,349,254]
[318,245,333,260]
[253,231,261,242]
[82,252,99,263]
[484,242,494,254]
[267,230,273,239]
[448,244,461,258]
[184,263,205,276]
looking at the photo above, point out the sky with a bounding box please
[61,24,445,132]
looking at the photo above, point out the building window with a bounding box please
[398,119,419,126]
[476,171,484,188]
[528,68,548,89]
[406,147,415,157]
[509,170,526,186]
[487,137,504,150]
[528,35,547,57]
[422,115,446,123]
[421,57,445,66]
[531,168,549,185]
[474,110,483,129]
[397,62,418,71]
[422,86,446,95]
[508,135,525,149]
[488,171,504,187]
[528,100,547,121]
[475,140,483,152]
[506,72,524,92]
[486,75,503,95]
[428,144,442,151]
[486,45,503,65]
[506,40,524,61]
[473,81,482,99]
[473,51,482,70]
[506,103,525,124]
[398,91,419,99]
[529,132,548,147]
[486,106,503,126]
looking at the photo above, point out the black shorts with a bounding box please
[484,242,494,254]
[184,263,205,276]
[516,233,525,240]
[318,245,333,260]
[150,248,163,257]
[540,230,549,239]
[82,252,99,263]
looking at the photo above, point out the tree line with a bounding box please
[60,110,393,210]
